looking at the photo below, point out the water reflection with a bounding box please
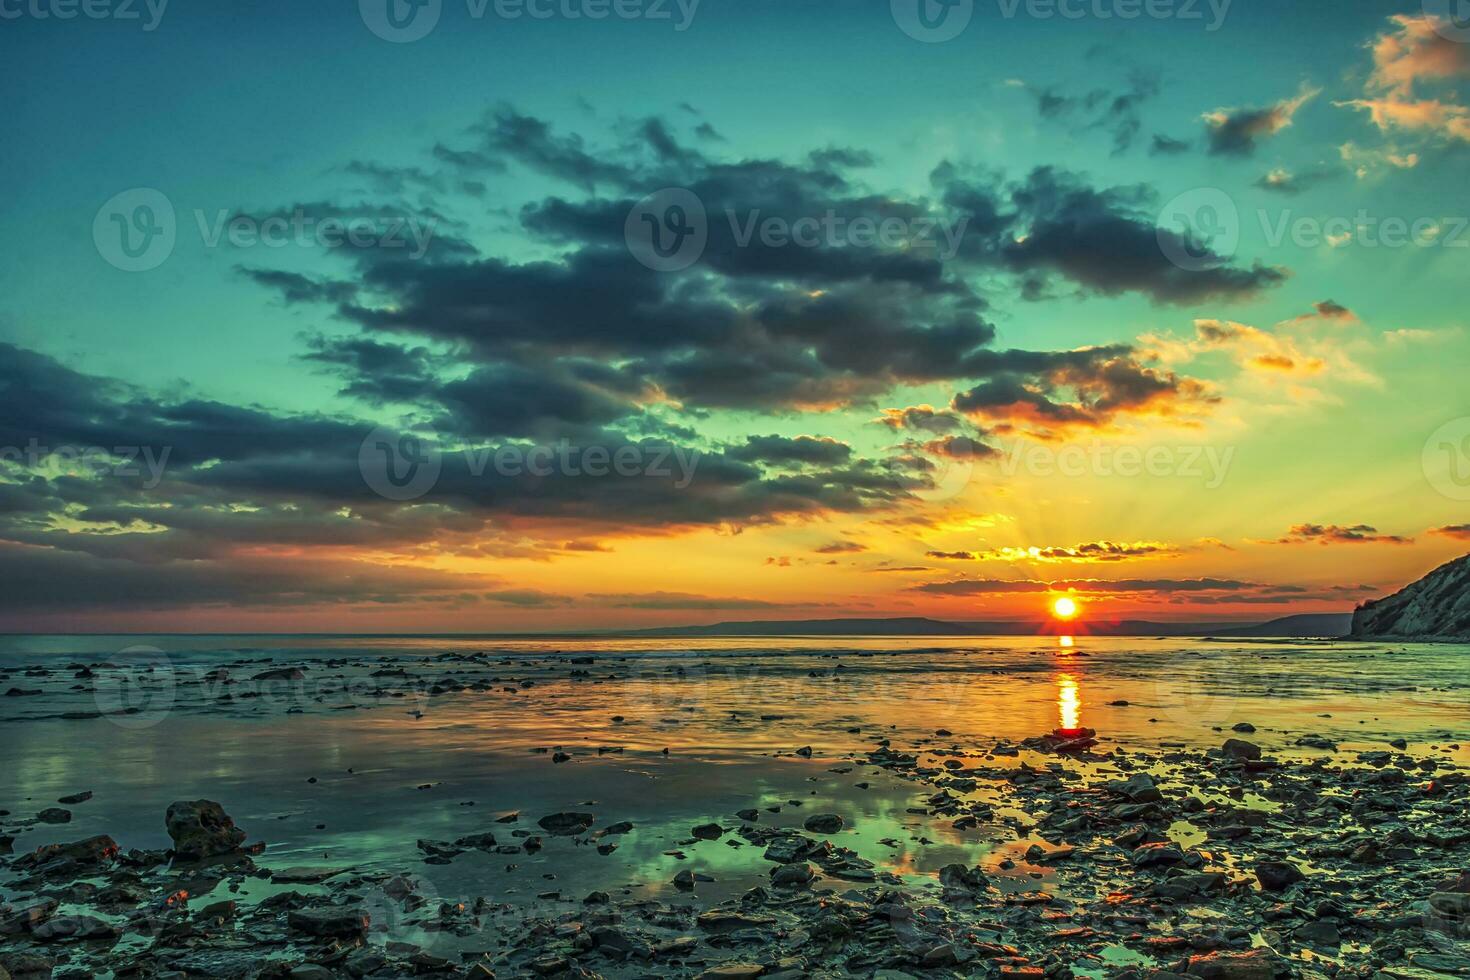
[1056,672,1083,734]
[1058,635,1075,649]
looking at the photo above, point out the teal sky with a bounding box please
[2,0,1468,630]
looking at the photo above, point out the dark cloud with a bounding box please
[728,436,853,467]
[238,267,357,305]
[994,168,1288,305]
[1149,134,1192,156]
[912,577,1285,596]
[1023,70,1161,154]
[1274,524,1414,545]
[585,591,790,610]
[1204,88,1319,157]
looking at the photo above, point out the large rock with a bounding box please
[1351,553,1470,639]
[1255,860,1305,891]
[165,800,247,860]
[287,906,369,938]
[1186,949,1285,980]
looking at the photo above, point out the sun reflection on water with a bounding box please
[1056,672,1082,733]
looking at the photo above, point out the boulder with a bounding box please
[165,800,248,860]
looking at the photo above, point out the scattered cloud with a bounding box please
[1204,85,1320,156]
[1272,524,1414,546]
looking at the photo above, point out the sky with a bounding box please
[2,0,1468,632]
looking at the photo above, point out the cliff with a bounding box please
[1351,554,1470,640]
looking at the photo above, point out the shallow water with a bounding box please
[2,634,1467,961]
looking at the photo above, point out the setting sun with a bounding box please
[1051,596,1080,621]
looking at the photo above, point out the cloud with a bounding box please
[1338,16,1470,145]
[1273,524,1414,545]
[987,168,1288,305]
[1430,524,1470,541]
[1338,140,1420,178]
[876,406,965,434]
[1149,134,1192,156]
[727,435,854,467]
[953,541,1179,563]
[1021,70,1161,154]
[586,591,792,610]
[815,541,867,554]
[951,346,1218,438]
[1203,85,1320,156]
[1255,167,1339,195]
[912,577,1285,596]
[1365,14,1470,99]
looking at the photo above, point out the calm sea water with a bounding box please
[2,634,1466,953]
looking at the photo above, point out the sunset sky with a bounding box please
[2,0,1468,631]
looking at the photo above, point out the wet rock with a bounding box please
[251,666,305,681]
[1429,891,1470,916]
[35,808,71,825]
[771,863,816,888]
[0,899,59,935]
[1109,772,1162,803]
[1185,948,1286,980]
[673,869,696,890]
[1255,860,1305,891]
[287,906,369,938]
[14,835,120,874]
[536,812,594,836]
[56,792,92,806]
[30,914,119,942]
[735,808,760,822]
[1221,738,1262,761]
[697,964,764,980]
[939,863,986,895]
[1132,843,1186,867]
[802,813,844,834]
[692,823,724,840]
[1295,920,1341,947]
[165,799,248,860]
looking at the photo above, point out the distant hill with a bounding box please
[626,614,1351,638]
[1210,613,1352,638]
[1352,554,1470,640]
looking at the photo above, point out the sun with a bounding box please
[1051,596,1080,621]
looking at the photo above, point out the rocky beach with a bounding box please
[1,636,1468,979]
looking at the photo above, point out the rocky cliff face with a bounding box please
[1351,553,1470,639]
